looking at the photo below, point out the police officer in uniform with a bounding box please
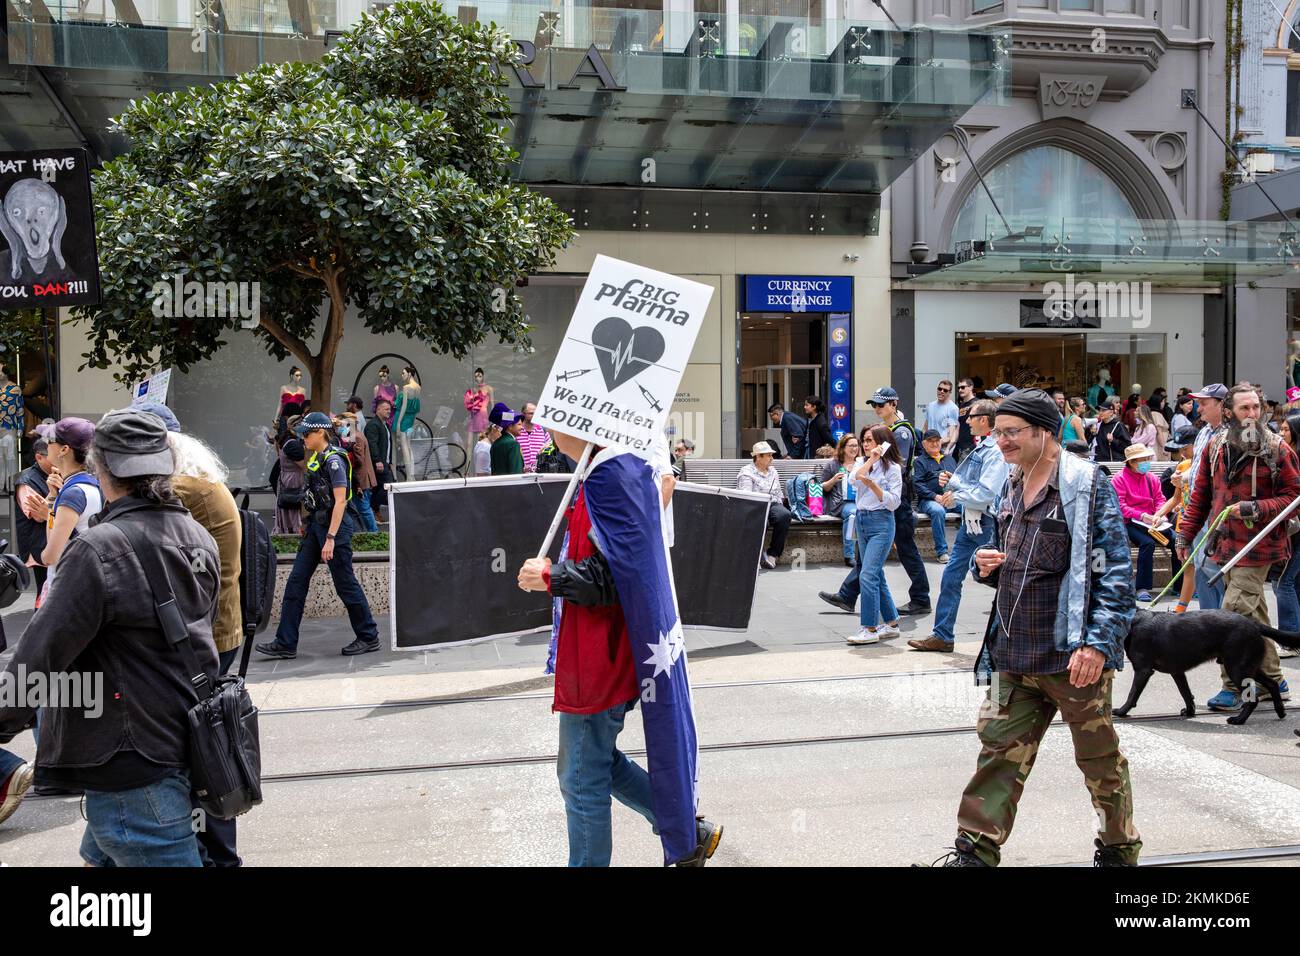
[256,412,380,659]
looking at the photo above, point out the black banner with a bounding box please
[0,148,100,310]
[390,476,769,649]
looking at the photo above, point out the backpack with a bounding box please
[785,473,817,521]
[536,440,574,474]
[236,492,278,650]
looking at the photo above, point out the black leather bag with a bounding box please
[119,523,263,821]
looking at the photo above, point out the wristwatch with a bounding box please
[326,532,337,540]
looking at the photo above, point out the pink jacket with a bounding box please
[1111,465,1165,522]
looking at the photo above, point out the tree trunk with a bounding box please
[310,274,347,412]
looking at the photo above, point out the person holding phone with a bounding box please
[844,425,903,645]
[919,389,1140,868]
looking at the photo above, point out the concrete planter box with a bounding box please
[270,552,390,622]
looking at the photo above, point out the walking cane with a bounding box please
[536,441,595,559]
[1205,493,1300,589]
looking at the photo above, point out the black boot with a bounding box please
[1093,839,1137,867]
[674,816,723,867]
[913,835,989,867]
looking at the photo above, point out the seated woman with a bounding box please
[819,434,860,567]
[737,440,790,570]
[1111,442,1170,604]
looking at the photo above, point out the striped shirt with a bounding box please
[516,423,551,473]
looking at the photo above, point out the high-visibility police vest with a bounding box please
[305,446,352,518]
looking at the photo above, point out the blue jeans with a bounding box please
[275,515,378,650]
[0,747,22,780]
[857,509,898,627]
[1275,538,1300,631]
[933,514,993,645]
[556,700,658,867]
[1126,522,1162,592]
[917,498,949,557]
[352,490,379,532]
[840,501,856,561]
[79,768,202,867]
[1192,526,1225,611]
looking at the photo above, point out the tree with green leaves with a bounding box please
[77,1,573,407]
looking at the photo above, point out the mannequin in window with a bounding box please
[373,364,398,414]
[0,364,21,486]
[1087,365,1115,413]
[464,367,493,438]
[394,365,421,479]
[278,366,307,417]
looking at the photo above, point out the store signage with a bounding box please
[534,255,714,458]
[827,312,852,440]
[1019,299,1101,330]
[500,41,627,91]
[745,275,853,313]
[0,148,100,311]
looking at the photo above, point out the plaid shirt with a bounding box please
[990,468,1074,675]
[1179,431,1300,567]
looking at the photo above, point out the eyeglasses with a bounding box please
[990,426,1033,441]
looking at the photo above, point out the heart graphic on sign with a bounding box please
[591,316,666,391]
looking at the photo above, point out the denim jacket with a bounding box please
[946,439,1008,515]
[973,449,1134,683]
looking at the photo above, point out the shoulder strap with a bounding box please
[114,519,213,701]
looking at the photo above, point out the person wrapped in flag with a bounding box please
[517,429,723,867]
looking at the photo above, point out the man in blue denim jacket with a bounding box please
[909,399,1005,652]
[919,389,1140,868]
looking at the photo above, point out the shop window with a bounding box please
[1287,289,1300,387]
[949,145,1139,249]
[1287,23,1300,140]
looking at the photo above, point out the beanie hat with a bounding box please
[995,388,1062,435]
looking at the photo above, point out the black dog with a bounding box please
[1114,609,1300,725]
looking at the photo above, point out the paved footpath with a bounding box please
[2,560,1299,866]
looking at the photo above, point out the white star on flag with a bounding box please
[644,621,685,679]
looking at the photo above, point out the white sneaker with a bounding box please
[938,553,950,564]
[877,622,901,638]
[846,627,880,645]
[761,553,777,570]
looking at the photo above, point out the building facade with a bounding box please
[888,0,1226,423]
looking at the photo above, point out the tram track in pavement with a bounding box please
[254,666,966,715]
[242,708,1234,784]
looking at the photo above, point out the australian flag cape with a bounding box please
[545,447,700,865]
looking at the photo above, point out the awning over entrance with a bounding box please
[905,218,1300,287]
[1,2,1008,212]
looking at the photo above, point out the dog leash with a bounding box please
[1145,506,1231,609]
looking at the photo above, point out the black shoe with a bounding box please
[818,591,854,613]
[914,836,988,868]
[342,637,381,656]
[1093,839,1137,867]
[897,601,932,616]
[255,640,297,660]
[674,816,723,867]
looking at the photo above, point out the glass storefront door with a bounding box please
[955,332,1165,412]
[740,312,824,453]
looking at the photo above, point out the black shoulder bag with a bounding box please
[118,522,263,820]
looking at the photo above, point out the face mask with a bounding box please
[1136,462,1151,474]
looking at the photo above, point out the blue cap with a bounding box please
[985,383,1017,398]
[135,401,181,433]
[293,411,334,434]
[869,387,899,405]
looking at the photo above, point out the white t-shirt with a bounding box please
[474,439,492,476]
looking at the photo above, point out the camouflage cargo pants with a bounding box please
[957,670,1141,866]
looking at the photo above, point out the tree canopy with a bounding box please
[77,1,574,406]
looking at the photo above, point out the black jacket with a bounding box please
[549,532,618,606]
[13,462,48,563]
[804,413,834,458]
[0,495,220,784]
[1095,419,1132,462]
[365,416,393,474]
